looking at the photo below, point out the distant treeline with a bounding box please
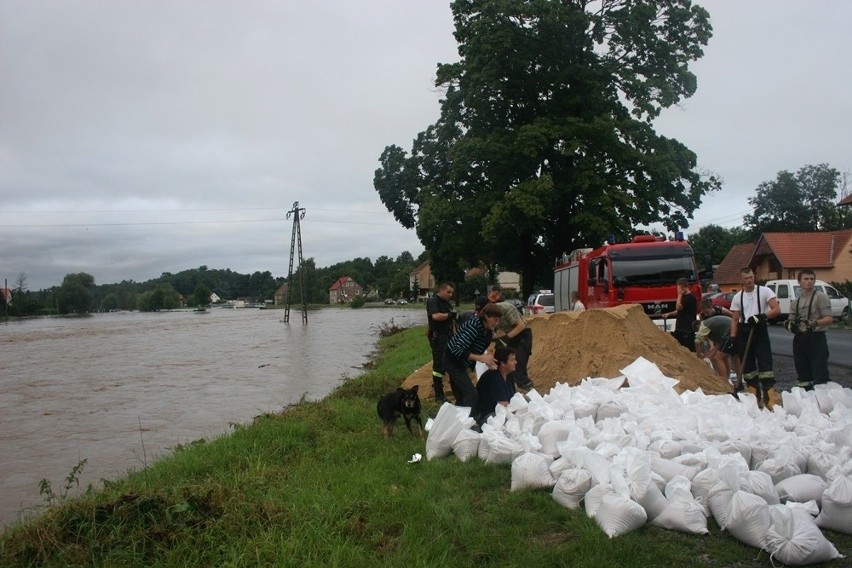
[2,251,428,316]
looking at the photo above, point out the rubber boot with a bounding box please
[747,384,762,409]
[762,387,777,411]
[433,378,447,403]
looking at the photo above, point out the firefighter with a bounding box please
[729,267,781,409]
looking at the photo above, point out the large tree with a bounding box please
[744,163,852,236]
[687,224,752,272]
[375,0,719,295]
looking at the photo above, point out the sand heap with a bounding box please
[403,304,732,397]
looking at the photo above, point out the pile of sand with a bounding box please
[403,304,732,398]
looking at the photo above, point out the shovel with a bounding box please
[733,324,756,396]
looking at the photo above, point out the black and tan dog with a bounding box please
[377,385,423,439]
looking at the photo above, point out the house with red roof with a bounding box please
[714,230,852,288]
[752,230,852,282]
[328,276,363,304]
[712,242,756,292]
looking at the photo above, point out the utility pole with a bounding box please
[284,201,308,324]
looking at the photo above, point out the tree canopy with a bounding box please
[744,163,852,236]
[374,0,719,295]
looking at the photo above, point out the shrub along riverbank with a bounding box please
[1,326,850,567]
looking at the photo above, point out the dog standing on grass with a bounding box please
[377,385,423,439]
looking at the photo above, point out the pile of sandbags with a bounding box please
[426,357,852,565]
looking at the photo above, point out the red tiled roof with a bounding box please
[839,194,852,206]
[328,276,350,291]
[759,230,852,269]
[713,243,756,285]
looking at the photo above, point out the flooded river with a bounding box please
[0,307,425,528]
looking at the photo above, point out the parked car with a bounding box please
[710,291,737,311]
[766,279,851,322]
[524,291,555,315]
[396,299,408,305]
[702,291,722,300]
[383,298,395,305]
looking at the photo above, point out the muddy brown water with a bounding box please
[0,307,425,529]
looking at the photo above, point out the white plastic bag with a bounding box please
[775,474,826,506]
[766,503,842,566]
[815,474,852,534]
[426,403,474,460]
[725,491,770,549]
[452,428,481,463]
[511,452,555,491]
[594,472,647,538]
[552,468,592,510]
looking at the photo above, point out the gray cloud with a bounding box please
[1,1,850,290]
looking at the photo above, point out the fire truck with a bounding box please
[553,234,702,328]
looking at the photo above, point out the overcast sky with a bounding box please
[1,1,850,291]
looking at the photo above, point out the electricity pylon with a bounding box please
[284,201,307,324]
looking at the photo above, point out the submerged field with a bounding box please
[1,325,850,567]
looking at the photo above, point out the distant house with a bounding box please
[751,230,852,282]
[714,230,852,288]
[839,194,852,207]
[209,292,221,304]
[409,261,435,301]
[712,243,756,292]
[0,288,11,306]
[329,276,363,304]
[273,284,288,305]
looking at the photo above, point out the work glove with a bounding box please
[784,319,796,333]
[748,313,767,325]
[720,337,737,355]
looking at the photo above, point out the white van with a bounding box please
[765,279,851,323]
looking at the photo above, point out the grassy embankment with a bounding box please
[2,325,850,567]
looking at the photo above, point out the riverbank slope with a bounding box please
[1,325,850,567]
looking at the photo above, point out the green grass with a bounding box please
[2,326,850,567]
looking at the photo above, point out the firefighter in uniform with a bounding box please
[426,282,456,402]
[729,267,781,409]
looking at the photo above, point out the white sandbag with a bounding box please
[595,399,628,422]
[537,419,573,458]
[725,490,770,549]
[652,500,709,535]
[632,476,668,521]
[594,472,648,539]
[511,452,555,491]
[691,468,718,516]
[651,475,709,534]
[806,448,840,480]
[815,474,852,534]
[552,468,593,509]
[426,403,474,460]
[758,456,802,484]
[776,474,826,506]
[767,503,843,566]
[707,467,740,529]
[452,428,481,463]
[485,434,524,465]
[595,492,648,538]
[584,482,612,519]
[651,455,700,482]
[745,470,780,505]
[621,449,667,521]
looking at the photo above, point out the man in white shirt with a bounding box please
[729,267,781,409]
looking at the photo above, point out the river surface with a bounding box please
[0,307,425,529]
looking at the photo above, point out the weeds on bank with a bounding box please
[37,459,89,507]
[3,326,851,567]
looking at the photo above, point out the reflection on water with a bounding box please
[0,307,425,528]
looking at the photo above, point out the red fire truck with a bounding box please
[553,234,702,326]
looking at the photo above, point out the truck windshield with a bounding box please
[611,256,696,286]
